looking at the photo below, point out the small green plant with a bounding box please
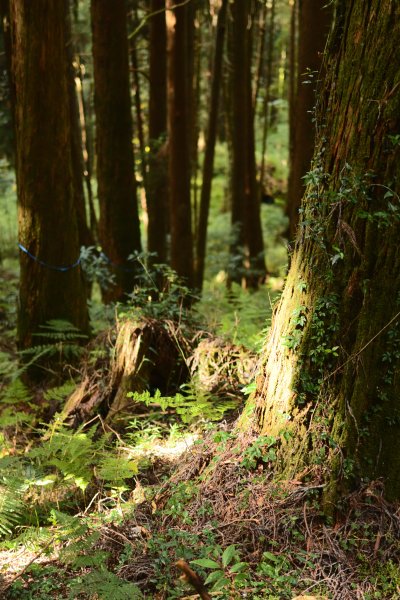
[7,564,67,599]
[281,305,308,351]
[241,435,277,470]
[191,544,249,594]
[256,551,299,598]
[122,256,198,323]
[69,566,143,599]
[80,245,116,290]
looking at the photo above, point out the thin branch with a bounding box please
[128,0,193,39]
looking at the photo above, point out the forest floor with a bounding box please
[0,266,400,599]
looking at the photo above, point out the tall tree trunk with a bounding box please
[259,0,276,189]
[244,10,266,287]
[91,0,141,301]
[286,0,331,240]
[129,7,147,193]
[196,0,228,290]
[244,0,400,507]
[229,0,265,288]
[147,0,168,266]
[166,0,194,286]
[66,3,93,251]
[228,0,248,285]
[10,0,89,349]
[75,66,98,241]
[0,0,15,165]
[252,0,268,111]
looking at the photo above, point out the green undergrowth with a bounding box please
[197,279,282,352]
[1,422,399,599]
[0,199,398,598]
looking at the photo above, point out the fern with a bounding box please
[97,454,138,486]
[0,349,17,378]
[34,319,88,340]
[0,476,27,536]
[0,378,33,404]
[30,423,97,491]
[18,319,89,373]
[69,567,143,599]
[127,385,239,424]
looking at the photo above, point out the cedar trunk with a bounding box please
[10,0,89,349]
[196,0,228,290]
[228,0,248,284]
[244,0,400,506]
[66,5,93,251]
[91,0,141,301]
[229,0,265,287]
[166,0,194,286]
[147,0,168,266]
[286,0,331,240]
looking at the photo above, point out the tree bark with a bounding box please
[166,0,194,286]
[244,0,400,507]
[229,0,265,288]
[259,0,276,189]
[10,0,89,349]
[244,10,266,287]
[129,6,147,193]
[195,0,228,290]
[147,0,168,266]
[286,0,331,240]
[0,0,15,165]
[66,3,93,251]
[91,0,141,301]
[228,0,248,285]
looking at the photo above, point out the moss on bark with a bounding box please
[242,0,400,505]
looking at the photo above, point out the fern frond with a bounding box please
[0,476,27,537]
[43,380,76,404]
[97,455,138,485]
[1,378,33,405]
[69,566,143,599]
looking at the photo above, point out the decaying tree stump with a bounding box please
[63,317,190,425]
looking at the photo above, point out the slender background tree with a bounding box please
[286,0,331,239]
[147,0,168,268]
[166,0,194,287]
[91,0,142,302]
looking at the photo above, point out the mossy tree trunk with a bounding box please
[10,0,89,350]
[243,0,400,506]
[91,0,141,302]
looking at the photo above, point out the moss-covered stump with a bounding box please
[64,318,190,426]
